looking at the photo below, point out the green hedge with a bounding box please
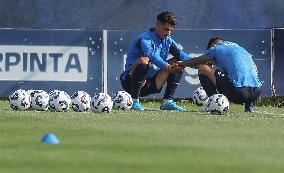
[256,96,284,108]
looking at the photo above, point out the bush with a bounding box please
[256,96,284,108]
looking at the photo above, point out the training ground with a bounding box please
[0,100,284,173]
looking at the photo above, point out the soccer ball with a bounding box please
[91,93,113,113]
[30,90,49,111]
[113,91,133,110]
[49,90,71,112]
[49,90,61,98]
[9,89,31,110]
[206,94,229,115]
[71,91,91,112]
[192,87,209,106]
[26,89,36,96]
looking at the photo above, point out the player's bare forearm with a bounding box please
[164,63,184,73]
[179,56,210,68]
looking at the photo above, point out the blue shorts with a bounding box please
[215,70,261,104]
[120,72,162,97]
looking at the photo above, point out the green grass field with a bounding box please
[0,100,284,173]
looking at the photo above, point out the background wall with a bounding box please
[0,0,284,30]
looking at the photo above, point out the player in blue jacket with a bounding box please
[179,37,262,112]
[120,11,191,111]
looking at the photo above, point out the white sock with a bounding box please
[162,99,172,104]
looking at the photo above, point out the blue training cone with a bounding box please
[40,132,60,144]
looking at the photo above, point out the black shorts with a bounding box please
[120,72,163,97]
[215,70,261,104]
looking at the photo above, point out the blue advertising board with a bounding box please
[107,29,272,98]
[0,29,272,98]
[0,29,103,97]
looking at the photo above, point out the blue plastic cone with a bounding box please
[40,132,60,144]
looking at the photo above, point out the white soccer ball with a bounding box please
[30,90,49,111]
[49,90,71,112]
[206,94,229,115]
[26,89,36,96]
[192,87,209,106]
[91,93,113,113]
[9,89,31,110]
[49,90,61,98]
[113,91,133,110]
[71,91,91,112]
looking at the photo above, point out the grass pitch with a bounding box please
[0,100,284,173]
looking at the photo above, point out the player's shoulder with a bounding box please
[220,41,240,47]
[136,29,156,44]
[138,28,154,38]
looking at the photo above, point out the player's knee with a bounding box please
[198,64,214,76]
[167,58,178,64]
[137,57,150,64]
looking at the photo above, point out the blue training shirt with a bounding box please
[203,41,262,88]
[121,28,190,80]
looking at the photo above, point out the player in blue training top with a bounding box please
[179,37,262,112]
[120,11,191,111]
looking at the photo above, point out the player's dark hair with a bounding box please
[157,11,176,26]
[207,37,223,49]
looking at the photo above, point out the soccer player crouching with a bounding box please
[179,37,262,112]
[120,11,191,111]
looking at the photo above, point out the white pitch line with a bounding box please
[254,111,284,117]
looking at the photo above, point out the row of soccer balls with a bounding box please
[9,87,229,114]
[9,89,133,113]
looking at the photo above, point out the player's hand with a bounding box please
[165,64,176,73]
[177,61,187,68]
[170,62,184,73]
[206,60,215,67]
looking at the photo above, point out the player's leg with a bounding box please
[247,87,261,112]
[129,57,150,110]
[128,57,179,110]
[136,58,186,111]
[157,59,186,110]
[234,88,253,112]
[214,69,242,103]
[214,70,261,112]
[236,87,262,112]
[197,64,218,97]
[138,68,169,98]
